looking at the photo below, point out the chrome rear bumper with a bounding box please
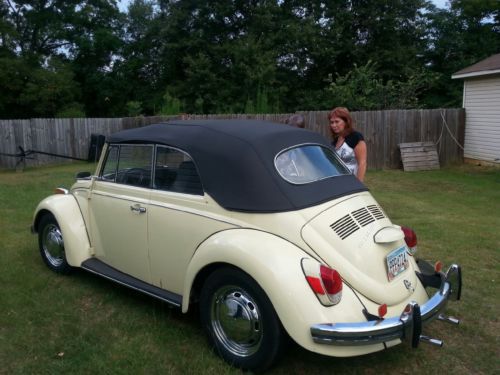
[311,264,462,347]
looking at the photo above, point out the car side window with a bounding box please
[100,144,153,188]
[116,145,153,188]
[101,145,119,181]
[154,146,203,195]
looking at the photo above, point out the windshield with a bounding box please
[275,144,350,184]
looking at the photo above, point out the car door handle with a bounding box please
[130,204,147,213]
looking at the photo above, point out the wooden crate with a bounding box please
[399,141,440,171]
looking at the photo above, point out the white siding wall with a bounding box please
[463,75,500,163]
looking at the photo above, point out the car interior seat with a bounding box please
[170,161,203,195]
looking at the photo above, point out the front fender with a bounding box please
[33,194,91,267]
[183,229,374,356]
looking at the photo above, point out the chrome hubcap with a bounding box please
[42,224,64,267]
[210,286,262,357]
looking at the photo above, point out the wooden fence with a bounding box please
[0,109,464,170]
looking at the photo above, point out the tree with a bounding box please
[0,0,123,117]
[112,0,163,115]
[153,0,284,113]
[18,57,81,117]
[125,100,143,116]
[423,0,500,107]
[67,1,124,116]
[1,0,499,118]
[325,61,438,110]
[158,90,181,115]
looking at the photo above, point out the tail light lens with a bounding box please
[401,226,417,255]
[302,259,343,306]
[378,303,388,318]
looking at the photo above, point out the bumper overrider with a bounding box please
[311,263,462,348]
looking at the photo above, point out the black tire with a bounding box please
[38,214,72,274]
[199,267,286,372]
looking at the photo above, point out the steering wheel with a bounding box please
[123,168,147,186]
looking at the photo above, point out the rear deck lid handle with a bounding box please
[373,226,404,244]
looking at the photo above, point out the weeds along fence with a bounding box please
[0,109,464,170]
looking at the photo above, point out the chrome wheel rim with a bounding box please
[41,224,65,267]
[210,285,263,357]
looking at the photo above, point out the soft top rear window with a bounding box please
[275,144,350,184]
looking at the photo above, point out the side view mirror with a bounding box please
[76,171,91,179]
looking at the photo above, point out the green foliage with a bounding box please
[325,62,440,110]
[325,62,385,110]
[1,0,123,118]
[158,91,182,115]
[0,56,81,119]
[181,52,219,113]
[194,97,204,114]
[18,58,81,117]
[244,99,255,114]
[0,0,498,117]
[423,0,500,107]
[56,103,86,118]
[256,86,270,114]
[126,101,143,117]
[0,55,31,118]
[244,86,274,114]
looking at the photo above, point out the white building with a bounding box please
[452,54,500,166]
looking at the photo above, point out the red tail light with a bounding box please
[401,226,417,255]
[303,259,343,306]
[305,276,324,295]
[378,303,388,318]
[320,265,342,296]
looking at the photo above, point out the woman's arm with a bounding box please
[354,140,367,182]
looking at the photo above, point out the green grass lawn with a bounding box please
[0,162,498,374]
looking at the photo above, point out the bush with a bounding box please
[325,61,438,110]
[55,103,86,118]
[126,101,143,117]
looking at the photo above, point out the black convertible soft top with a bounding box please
[107,120,367,212]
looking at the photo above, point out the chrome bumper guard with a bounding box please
[311,264,462,347]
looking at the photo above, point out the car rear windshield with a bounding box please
[275,144,350,184]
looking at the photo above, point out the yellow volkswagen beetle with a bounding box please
[32,120,462,371]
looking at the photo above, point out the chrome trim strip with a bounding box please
[91,191,149,204]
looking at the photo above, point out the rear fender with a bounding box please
[183,229,368,355]
[33,194,91,267]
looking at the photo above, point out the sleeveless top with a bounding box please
[332,131,364,176]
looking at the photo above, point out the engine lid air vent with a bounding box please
[330,205,387,240]
[330,214,360,240]
[352,207,375,227]
[367,204,385,220]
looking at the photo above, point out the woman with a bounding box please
[328,107,367,182]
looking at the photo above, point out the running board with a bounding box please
[81,258,182,307]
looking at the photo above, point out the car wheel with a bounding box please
[38,214,72,274]
[199,267,285,371]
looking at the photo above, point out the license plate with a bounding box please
[386,246,409,281]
